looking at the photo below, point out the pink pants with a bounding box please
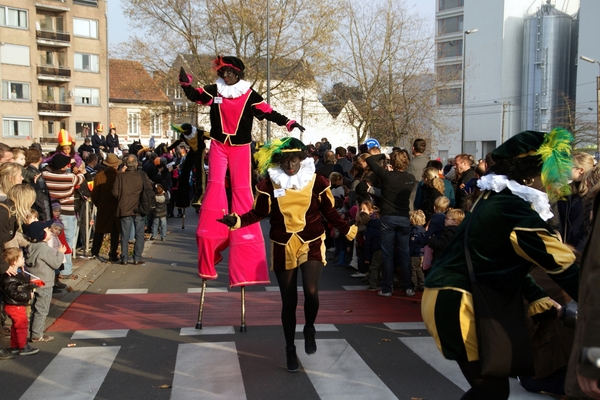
[196,140,269,287]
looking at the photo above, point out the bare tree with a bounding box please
[115,0,341,92]
[327,0,454,149]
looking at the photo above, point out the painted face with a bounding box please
[220,67,239,86]
[280,156,301,176]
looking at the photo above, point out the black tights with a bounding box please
[458,360,510,400]
[275,260,323,347]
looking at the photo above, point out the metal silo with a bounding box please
[521,3,576,132]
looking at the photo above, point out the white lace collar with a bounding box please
[184,126,196,140]
[268,158,315,190]
[215,78,251,98]
[477,174,553,221]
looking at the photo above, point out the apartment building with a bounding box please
[0,0,108,148]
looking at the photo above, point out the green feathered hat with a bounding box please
[492,128,574,202]
[254,137,305,175]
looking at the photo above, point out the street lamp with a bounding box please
[580,55,600,158]
[461,29,478,154]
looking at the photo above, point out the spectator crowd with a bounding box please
[0,131,599,399]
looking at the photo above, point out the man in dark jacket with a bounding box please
[91,154,122,262]
[91,124,107,158]
[106,124,120,154]
[23,148,51,221]
[112,154,152,265]
[452,153,476,210]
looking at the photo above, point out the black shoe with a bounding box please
[286,346,299,372]
[0,347,15,360]
[95,255,108,263]
[55,280,66,289]
[110,255,120,262]
[52,286,63,294]
[19,344,39,356]
[303,325,317,355]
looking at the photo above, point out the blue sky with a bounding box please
[107,0,436,47]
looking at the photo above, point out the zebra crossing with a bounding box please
[8,324,554,400]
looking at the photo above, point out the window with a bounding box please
[436,64,462,82]
[0,44,30,66]
[74,87,100,105]
[38,14,63,32]
[74,52,99,72]
[40,85,66,102]
[439,0,464,11]
[2,81,30,101]
[437,88,461,105]
[437,15,463,35]
[128,111,140,135]
[73,18,98,38]
[0,6,28,28]
[150,113,162,136]
[174,87,182,99]
[437,39,463,59]
[75,122,94,137]
[3,118,32,137]
[39,50,67,68]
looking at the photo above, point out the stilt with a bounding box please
[195,279,207,329]
[181,208,185,229]
[240,286,247,332]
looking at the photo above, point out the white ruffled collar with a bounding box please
[216,78,251,98]
[477,174,553,221]
[268,158,315,190]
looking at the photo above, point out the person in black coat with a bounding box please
[106,124,120,154]
[91,124,107,158]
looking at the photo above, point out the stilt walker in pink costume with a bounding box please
[179,56,305,330]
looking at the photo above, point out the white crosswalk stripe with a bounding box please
[171,342,246,400]
[19,346,120,400]
[296,338,397,400]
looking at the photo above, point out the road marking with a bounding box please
[71,329,129,339]
[296,339,397,400]
[341,285,368,291]
[187,287,228,293]
[180,326,235,336]
[295,324,338,332]
[171,342,246,400]
[19,346,120,400]
[398,337,553,399]
[105,289,148,294]
[384,322,426,330]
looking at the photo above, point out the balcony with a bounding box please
[73,0,98,6]
[38,102,72,117]
[37,65,71,82]
[36,29,70,47]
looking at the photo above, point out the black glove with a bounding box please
[179,67,191,85]
[217,215,237,227]
[290,122,305,132]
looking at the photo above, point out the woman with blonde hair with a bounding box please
[0,162,24,201]
[557,152,595,246]
[418,167,445,219]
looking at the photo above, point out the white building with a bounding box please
[433,0,599,161]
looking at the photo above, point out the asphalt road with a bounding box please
[0,210,554,400]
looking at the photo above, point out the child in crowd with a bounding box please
[360,199,379,219]
[25,221,66,343]
[151,184,170,241]
[409,210,427,291]
[428,209,465,265]
[12,149,26,166]
[0,248,39,356]
[25,209,39,225]
[357,210,382,291]
[427,196,450,238]
[48,220,68,292]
